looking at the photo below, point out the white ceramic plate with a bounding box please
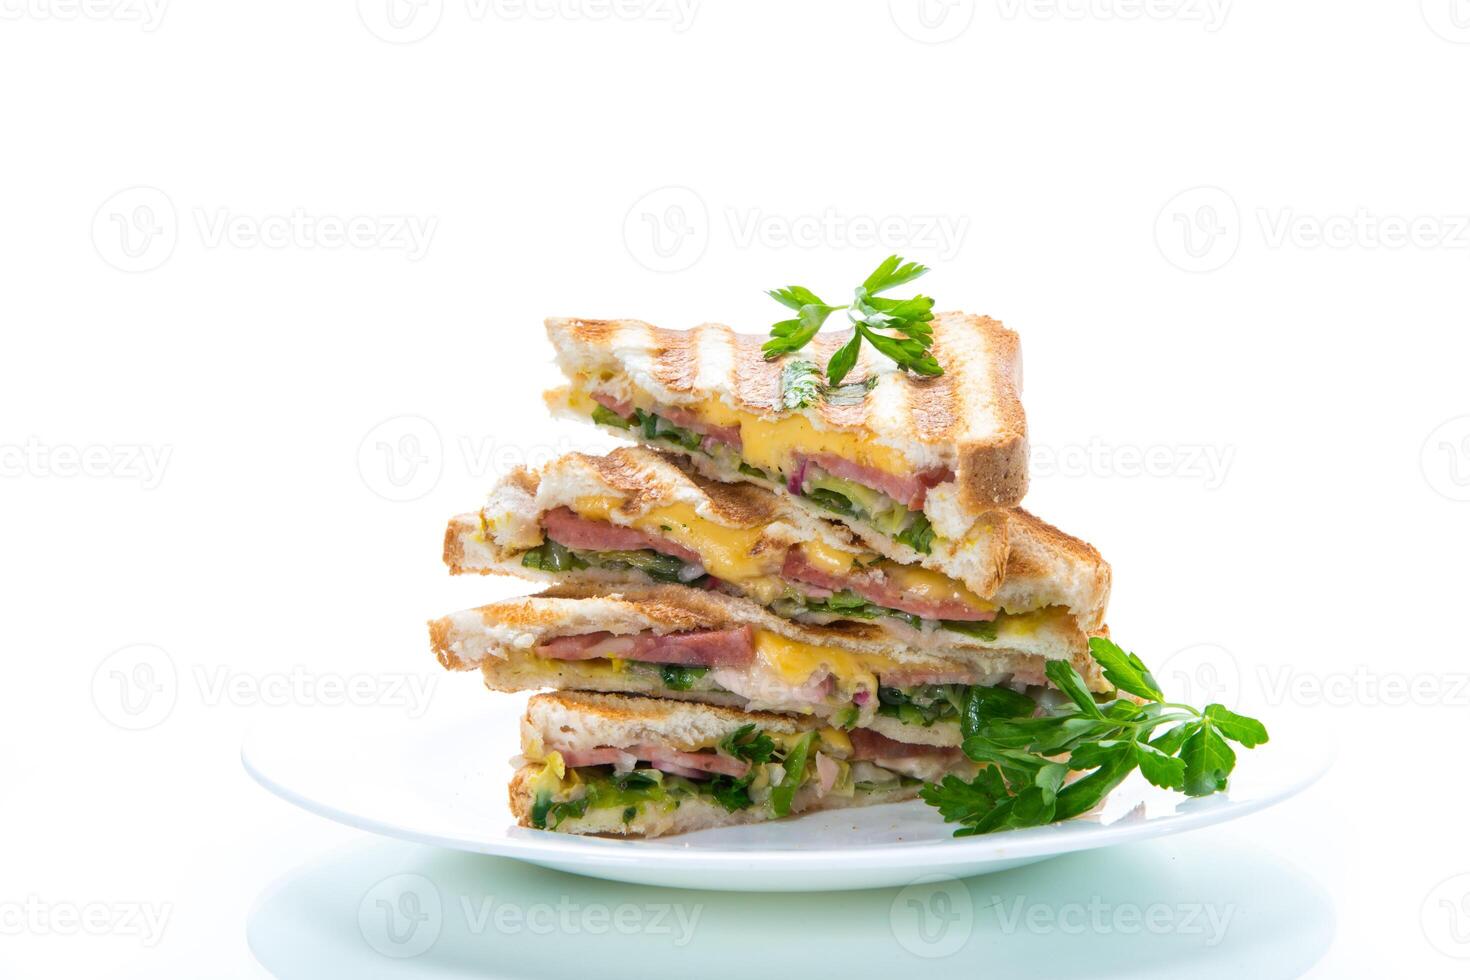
[243,690,1331,892]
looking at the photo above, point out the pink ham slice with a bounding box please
[847,728,965,763]
[590,394,950,508]
[536,626,756,669]
[591,392,633,418]
[540,507,701,565]
[658,405,742,448]
[555,744,750,779]
[780,551,996,622]
[803,453,951,510]
[591,393,742,448]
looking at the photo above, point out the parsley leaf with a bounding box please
[719,724,775,764]
[1203,704,1270,747]
[707,774,755,812]
[779,359,823,410]
[894,514,936,554]
[1088,636,1165,702]
[762,255,943,384]
[925,639,1270,836]
[1180,721,1237,797]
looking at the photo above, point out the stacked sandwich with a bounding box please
[429,313,1113,837]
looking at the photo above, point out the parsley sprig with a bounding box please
[922,637,1269,836]
[762,255,943,385]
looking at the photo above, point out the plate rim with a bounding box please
[241,713,1332,872]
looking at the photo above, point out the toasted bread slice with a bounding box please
[546,312,1029,549]
[544,312,1027,504]
[511,691,957,837]
[443,446,1110,645]
[430,583,1111,745]
[508,764,921,837]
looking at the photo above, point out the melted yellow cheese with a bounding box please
[571,380,913,478]
[691,398,910,477]
[994,606,1064,638]
[634,502,778,581]
[817,728,853,757]
[754,629,893,701]
[571,495,618,521]
[561,387,598,415]
[568,497,782,584]
[879,563,997,614]
[769,727,855,759]
[798,539,865,576]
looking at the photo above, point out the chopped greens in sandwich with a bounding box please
[523,715,958,833]
[509,500,1027,642]
[582,397,945,554]
[522,537,706,585]
[520,625,1057,734]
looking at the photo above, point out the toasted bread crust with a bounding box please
[448,444,1110,633]
[428,582,1115,693]
[545,312,1028,507]
[565,448,785,527]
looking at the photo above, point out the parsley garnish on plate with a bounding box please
[922,637,1269,836]
[762,255,943,386]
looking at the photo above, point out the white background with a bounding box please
[3,2,1468,977]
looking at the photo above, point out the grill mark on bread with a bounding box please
[549,314,1020,429]
[572,447,785,527]
[727,329,777,411]
[649,326,700,391]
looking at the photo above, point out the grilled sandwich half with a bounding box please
[431,583,1111,746]
[542,313,1028,559]
[510,691,977,837]
[443,446,1109,661]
